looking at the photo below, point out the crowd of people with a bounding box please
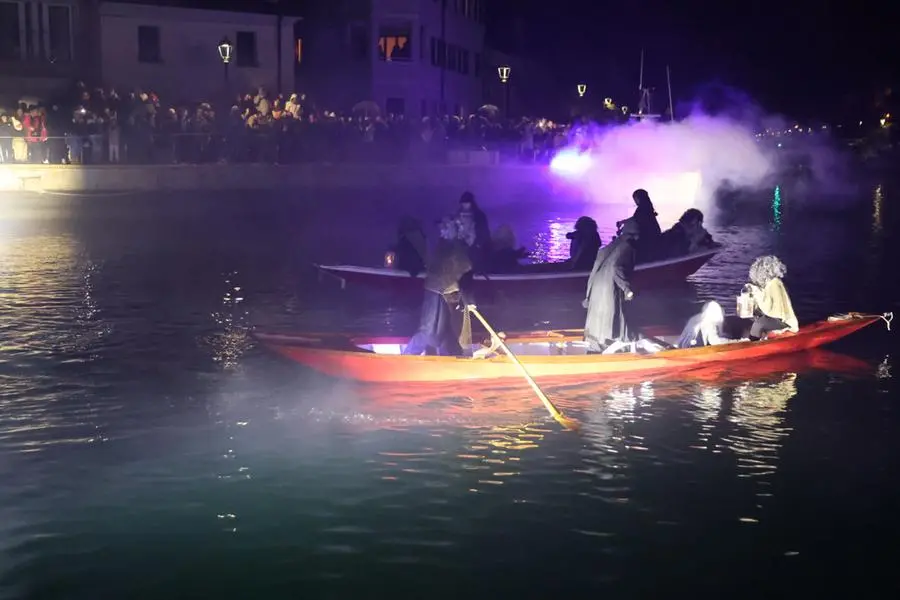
[0,82,572,165]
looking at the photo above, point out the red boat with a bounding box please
[353,349,874,405]
[254,312,891,385]
[315,247,720,295]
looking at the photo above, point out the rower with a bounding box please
[402,216,475,356]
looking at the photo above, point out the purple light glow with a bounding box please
[546,115,779,225]
[549,148,592,177]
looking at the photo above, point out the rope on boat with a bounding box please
[827,312,893,331]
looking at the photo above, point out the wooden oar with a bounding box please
[466,305,578,431]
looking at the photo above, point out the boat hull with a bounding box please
[352,349,873,410]
[255,314,885,384]
[316,248,719,296]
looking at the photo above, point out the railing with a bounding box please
[0,132,559,166]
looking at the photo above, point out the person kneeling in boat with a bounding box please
[490,225,530,272]
[744,255,799,340]
[582,218,639,354]
[402,217,475,357]
[676,301,731,348]
[566,216,602,270]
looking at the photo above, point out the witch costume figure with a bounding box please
[616,188,661,261]
[582,218,639,354]
[402,216,475,356]
[676,300,728,348]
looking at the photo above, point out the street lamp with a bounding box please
[218,36,233,84]
[497,65,511,117]
[577,83,587,97]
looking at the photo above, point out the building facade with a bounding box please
[297,0,487,117]
[0,0,97,106]
[97,1,300,103]
[2,0,489,115]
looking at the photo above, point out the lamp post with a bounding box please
[218,37,234,85]
[497,65,511,118]
[577,83,587,98]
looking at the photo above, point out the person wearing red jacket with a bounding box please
[23,107,49,163]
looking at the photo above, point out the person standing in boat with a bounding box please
[565,216,602,270]
[402,216,475,356]
[582,218,639,354]
[744,255,799,340]
[458,191,492,271]
[616,189,661,261]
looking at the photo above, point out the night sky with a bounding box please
[487,0,897,120]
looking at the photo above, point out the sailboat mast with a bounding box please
[639,49,644,91]
[666,65,674,121]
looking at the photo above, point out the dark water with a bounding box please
[0,182,898,598]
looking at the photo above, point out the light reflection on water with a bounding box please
[529,218,577,263]
[0,189,897,597]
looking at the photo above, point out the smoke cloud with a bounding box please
[550,102,855,225]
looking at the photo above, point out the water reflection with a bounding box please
[529,218,577,263]
[691,385,722,451]
[67,256,111,361]
[772,185,783,231]
[877,355,891,379]
[872,184,884,236]
[206,271,253,370]
[579,383,652,468]
[724,372,797,522]
[457,422,549,492]
[0,234,79,354]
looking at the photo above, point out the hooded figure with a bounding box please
[402,217,474,356]
[457,191,491,271]
[583,218,639,353]
[566,216,602,270]
[617,189,661,261]
[677,301,727,348]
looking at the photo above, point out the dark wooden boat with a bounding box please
[254,312,891,384]
[315,247,720,295]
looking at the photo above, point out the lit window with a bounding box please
[378,34,411,61]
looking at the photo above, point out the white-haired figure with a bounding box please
[745,255,799,340]
[402,216,474,356]
[677,301,727,348]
